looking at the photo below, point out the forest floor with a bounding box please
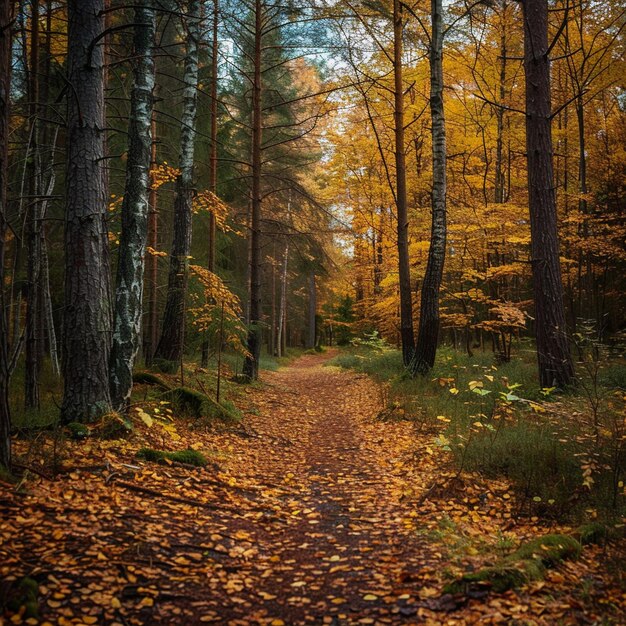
[1,351,625,625]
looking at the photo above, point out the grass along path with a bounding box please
[1,351,624,624]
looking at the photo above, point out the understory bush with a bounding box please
[329,343,626,522]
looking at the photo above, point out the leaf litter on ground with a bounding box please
[1,351,624,624]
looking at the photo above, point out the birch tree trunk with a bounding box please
[144,112,158,366]
[201,0,219,368]
[522,0,575,387]
[110,1,156,410]
[154,0,200,364]
[0,0,13,468]
[62,0,113,423]
[277,240,289,359]
[393,0,414,366]
[243,0,263,380]
[412,0,447,375]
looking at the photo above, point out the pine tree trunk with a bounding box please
[307,272,316,349]
[154,0,200,364]
[243,0,263,380]
[0,0,13,468]
[412,0,447,376]
[62,0,113,423]
[25,0,40,409]
[393,0,414,365]
[270,242,276,356]
[522,0,575,387]
[110,1,155,410]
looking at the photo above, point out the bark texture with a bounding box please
[411,0,447,376]
[307,273,316,349]
[0,0,13,467]
[393,0,414,365]
[62,0,113,423]
[110,2,155,410]
[201,0,220,368]
[243,0,263,380]
[144,112,158,366]
[154,0,200,364]
[25,0,41,409]
[277,239,289,358]
[522,0,575,387]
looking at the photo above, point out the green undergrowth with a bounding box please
[445,523,613,595]
[445,534,582,594]
[160,387,242,423]
[220,347,306,375]
[329,343,626,522]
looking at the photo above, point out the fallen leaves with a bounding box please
[1,352,624,624]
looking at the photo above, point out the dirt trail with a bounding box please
[2,352,622,625]
[215,351,434,624]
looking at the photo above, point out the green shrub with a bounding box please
[152,358,179,374]
[4,577,39,618]
[452,421,581,510]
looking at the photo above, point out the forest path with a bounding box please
[3,352,616,625]
[211,351,435,624]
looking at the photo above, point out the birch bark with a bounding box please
[110,1,156,410]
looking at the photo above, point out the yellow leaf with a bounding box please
[111,597,122,609]
[363,594,378,601]
[136,408,153,427]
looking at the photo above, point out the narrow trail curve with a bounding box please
[208,352,435,625]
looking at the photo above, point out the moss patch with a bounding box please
[445,533,582,594]
[132,371,172,391]
[137,447,208,467]
[162,387,241,423]
[66,422,90,440]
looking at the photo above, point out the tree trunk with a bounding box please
[412,0,447,376]
[270,242,276,355]
[25,0,41,410]
[494,6,507,204]
[62,0,113,423]
[393,0,414,365]
[154,0,200,364]
[307,272,316,349]
[522,0,575,387]
[0,0,13,468]
[277,240,289,359]
[144,111,158,366]
[109,1,155,410]
[201,0,219,368]
[243,0,263,381]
